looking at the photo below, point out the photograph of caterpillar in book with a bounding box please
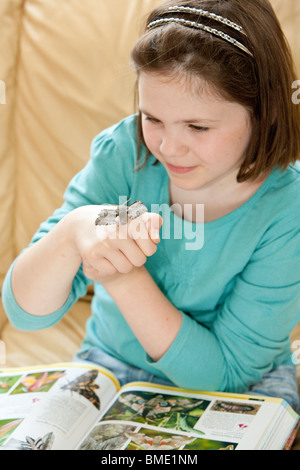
[0,370,67,396]
[60,370,101,410]
[211,401,260,415]
[103,391,209,432]
[12,371,66,394]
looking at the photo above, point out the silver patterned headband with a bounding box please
[147,5,253,58]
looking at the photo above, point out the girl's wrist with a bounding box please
[101,266,147,294]
[55,210,83,266]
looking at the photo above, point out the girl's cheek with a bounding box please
[143,131,158,155]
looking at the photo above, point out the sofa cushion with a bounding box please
[0,299,91,367]
[0,0,24,287]
[13,0,162,257]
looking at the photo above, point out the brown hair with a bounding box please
[131,0,300,182]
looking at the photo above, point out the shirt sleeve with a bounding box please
[145,215,300,393]
[2,118,136,331]
[1,258,88,331]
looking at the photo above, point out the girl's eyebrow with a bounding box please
[139,108,159,119]
[139,108,219,123]
[182,118,220,124]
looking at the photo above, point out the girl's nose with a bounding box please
[159,131,188,158]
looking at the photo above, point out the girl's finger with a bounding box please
[142,212,163,243]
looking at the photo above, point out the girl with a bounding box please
[3,0,300,410]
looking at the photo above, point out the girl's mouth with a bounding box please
[166,163,198,174]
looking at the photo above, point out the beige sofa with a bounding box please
[0,0,300,446]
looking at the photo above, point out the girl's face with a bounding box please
[139,72,252,192]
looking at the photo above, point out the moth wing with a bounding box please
[81,388,101,410]
[95,207,119,226]
[42,432,55,450]
[61,369,97,391]
[127,201,148,220]
[83,369,99,385]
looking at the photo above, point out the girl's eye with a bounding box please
[145,116,161,124]
[189,125,209,132]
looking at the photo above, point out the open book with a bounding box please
[0,362,298,451]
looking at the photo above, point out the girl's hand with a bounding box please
[67,205,162,284]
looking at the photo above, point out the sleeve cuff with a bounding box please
[145,313,198,386]
[145,312,226,391]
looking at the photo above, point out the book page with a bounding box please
[76,382,290,451]
[0,363,119,450]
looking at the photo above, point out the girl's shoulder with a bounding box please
[91,115,138,156]
[270,163,300,198]
[260,163,300,223]
[288,162,300,179]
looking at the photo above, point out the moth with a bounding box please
[61,370,101,410]
[119,393,204,420]
[95,200,147,226]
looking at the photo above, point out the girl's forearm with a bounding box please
[102,267,183,362]
[10,207,162,318]
[11,216,82,317]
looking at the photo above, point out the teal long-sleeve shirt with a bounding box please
[3,115,300,393]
